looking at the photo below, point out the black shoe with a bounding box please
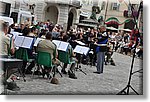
[93,71,101,74]
[68,71,77,79]
[69,75,77,79]
[111,62,116,66]
[46,73,52,79]
[42,73,45,78]
[61,69,67,74]
[34,71,42,75]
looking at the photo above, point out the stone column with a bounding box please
[57,4,69,31]
[34,2,46,22]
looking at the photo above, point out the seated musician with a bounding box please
[0,21,20,91]
[61,35,78,79]
[37,32,60,78]
[28,27,38,37]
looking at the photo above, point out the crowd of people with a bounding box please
[0,19,143,91]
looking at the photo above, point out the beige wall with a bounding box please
[100,0,141,29]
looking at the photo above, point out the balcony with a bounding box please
[45,0,81,8]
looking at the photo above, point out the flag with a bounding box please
[105,17,133,25]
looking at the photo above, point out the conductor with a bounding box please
[94,26,108,74]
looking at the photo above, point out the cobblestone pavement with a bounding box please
[7,52,143,95]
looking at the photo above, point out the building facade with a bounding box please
[0,0,142,30]
[33,0,81,30]
[0,0,81,30]
[99,0,142,30]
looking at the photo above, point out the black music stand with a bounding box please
[117,1,143,95]
[74,45,89,75]
[75,53,87,75]
[117,43,142,95]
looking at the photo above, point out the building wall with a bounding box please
[34,0,80,30]
[0,0,142,30]
[99,0,141,29]
[0,1,5,15]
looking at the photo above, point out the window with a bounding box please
[101,1,106,10]
[111,3,119,11]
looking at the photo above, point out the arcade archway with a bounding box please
[67,8,77,31]
[45,6,58,24]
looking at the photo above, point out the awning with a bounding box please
[80,11,89,17]
[106,27,118,31]
[0,16,14,26]
[76,23,97,28]
[81,18,99,24]
[119,28,132,32]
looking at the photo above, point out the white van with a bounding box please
[10,10,32,25]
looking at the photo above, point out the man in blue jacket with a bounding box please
[94,26,108,74]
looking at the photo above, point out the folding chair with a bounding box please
[58,50,75,64]
[35,51,62,79]
[58,50,76,74]
[15,48,35,77]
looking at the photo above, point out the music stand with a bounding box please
[117,48,139,95]
[74,45,90,75]
[117,31,142,95]
[75,53,87,75]
[117,1,143,94]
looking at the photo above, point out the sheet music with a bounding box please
[14,36,24,47]
[52,40,69,51]
[21,37,34,49]
[81,46,90,55]
[75,40,86,45]
[58,41,69,52]
[11,32,23,39]
[34,38,44,46]
[73,45,83,54]
[52,40,61,48]
[74,45,90,55]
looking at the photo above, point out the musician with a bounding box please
[68,28,77,49]
[61,34,78,79]
[105,38,116,66]
[57,30,66,41]
[94,26,108,74]
[37,32,60,78]
[38,29,47,38]
[28,27,38,37]
[14,23,26,33]
[0,21,15,56]
[0,21,20,91]
[19,28,36,74]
